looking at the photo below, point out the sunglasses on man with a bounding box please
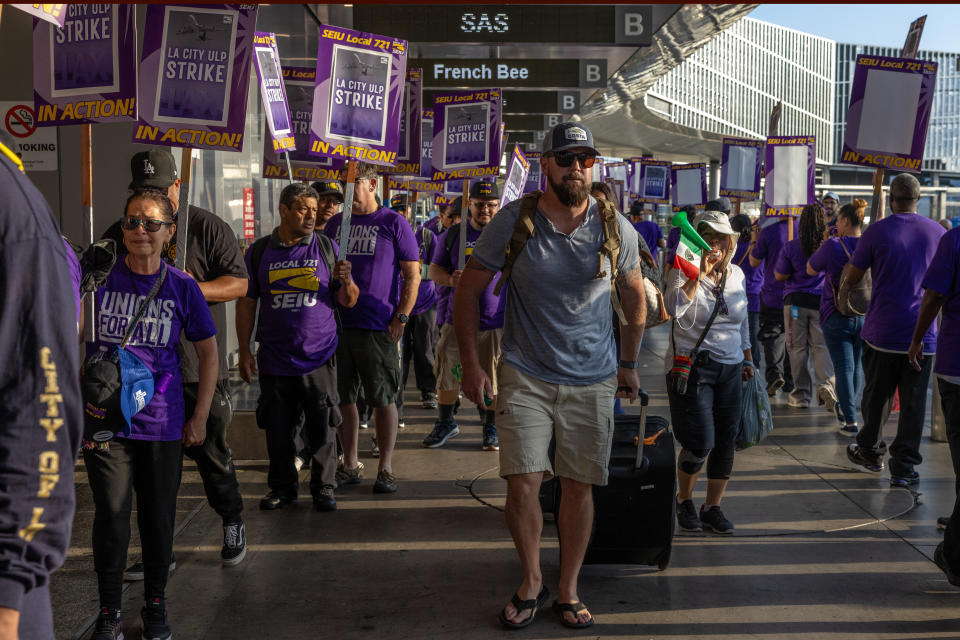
[546,151,597,168]
[121,217,174,232]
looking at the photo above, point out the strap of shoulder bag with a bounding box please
[119,261,168,349]
[671,269,728,355]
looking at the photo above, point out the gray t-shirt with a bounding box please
[472,196,640,385]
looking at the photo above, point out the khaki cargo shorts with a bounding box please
[434,323,502,394]
[495,362,617,486]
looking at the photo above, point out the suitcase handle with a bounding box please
[616,387,649,407]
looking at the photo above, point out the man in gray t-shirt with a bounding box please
[455,123,646,629]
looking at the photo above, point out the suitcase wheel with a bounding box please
[656,547,671,571]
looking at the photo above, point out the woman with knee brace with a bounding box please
[665,210,754,534]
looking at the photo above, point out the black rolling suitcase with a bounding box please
[540,390,676,570]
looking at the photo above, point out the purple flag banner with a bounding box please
[308,25,407,167]
[523,151,543,194]
[431,89,502,181]
[134,4,257,152]
[388,175,443,193]
[253,31,294,153]
[764,136,816,218]
[34,4,137,126]
[420,108,433,178]
[263,66,345,181]
[719,137,763,200]
[13,4,67,27]
[501,145,530,204]
[671,163,708,212]
[841,55,937,174]
[382,68,422,175]
[639,159,671,205]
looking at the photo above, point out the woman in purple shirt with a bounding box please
[807,199,865,435]
[774,204,837,412]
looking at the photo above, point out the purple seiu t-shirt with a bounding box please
[775,238,824,301]
[63,237,82,323]
[324,207,420,331]
[851,213,945,353]
[732,238,763,313]
[752,217,799,309]
[431,223,505,330]
[922,228,960,375]
[245,233,340,376]
[91,260,215,441]
[408,225,438,316]
[633,220,663,263]
[808,236,860,327]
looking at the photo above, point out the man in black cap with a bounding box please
[310,180,344,232]
[103,148,250,572]
[705,197,733,217]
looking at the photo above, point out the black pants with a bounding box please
[758,302,793,387]
[938,378,960,570]
[257,361,340,497]
[857,343,932,476]
[401,306,438,397]
[666,355,742,479]
[84,438,183,609]
[183,380,243,524]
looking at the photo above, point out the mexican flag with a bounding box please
[674,233,702,280]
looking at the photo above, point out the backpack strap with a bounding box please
[119,261,168,349]
[595,199,626,325]
[444,222,461,254]
[493,191,540,296]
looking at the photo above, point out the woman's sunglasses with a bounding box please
[121,217,174,232]
[548,151,597,168]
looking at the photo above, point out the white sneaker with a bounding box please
[817,385,838,412]
[787,396,810,409]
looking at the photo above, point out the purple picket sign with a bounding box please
[639,159,671,205]
[253,31,294,153]
[719,137,763,200]
[764,136,816,218]
[308,25,407,167]
[501,145,530,205]
[134,4,257,152]
[431,89,502,181]
[382,68,422,175]
[523,151,543,194]
[13,4,67,27]
[420,108,433,179]
[387,175,443,193]
[261,66,344,181]
[626,157,645,198]
[671,163,708,212]
[33,5,138,126]
[841,55,938,174]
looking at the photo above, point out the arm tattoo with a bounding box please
[616,266,643,287]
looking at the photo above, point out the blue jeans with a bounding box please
[821,313,864,425]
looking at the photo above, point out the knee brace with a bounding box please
[678,448,708,475]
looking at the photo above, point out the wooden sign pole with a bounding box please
[81,124,95,341]
[173,148,192,272]
[337,160,358,260]
[458,179,470,269]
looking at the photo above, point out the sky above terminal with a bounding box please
[749,4,960,53]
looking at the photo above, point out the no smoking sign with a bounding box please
[1,101,57,171]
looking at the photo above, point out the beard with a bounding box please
[548,173,590,207]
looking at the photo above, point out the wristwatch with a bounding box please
[618,360,639,369]
[395,313,410,324]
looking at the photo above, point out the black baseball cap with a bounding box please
[444,196,463,213]
[469,181,499,200]
[629,200,645,216]
[705,197,732,214]
[129,149,178,190]
[389,193,409,211]
[542,122,599,156]
[310,181,344,202]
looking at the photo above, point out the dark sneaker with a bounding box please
[124,555,176,582]
[422,392,438,410]
[766,377,785,397]
[700,505,735,534]
[335,461,363,487]
[422,419,459,448]
[935,542,960,587]
[890,471,920,488]
[846,443,884,472]
[140,598,171,640]
[313,485,337,512]
[938,516,950,531]
[482,424,499,451]
[92,607,124,640]
[373,469,398,494]
[676,499,702,532]
[833,402,845,425]
[259,490,297,510]
[221,521,246,566]
[839,424,859,436]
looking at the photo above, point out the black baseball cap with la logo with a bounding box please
[469,180,499,200]
[129,149,178,190]
[542,122,599,156]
